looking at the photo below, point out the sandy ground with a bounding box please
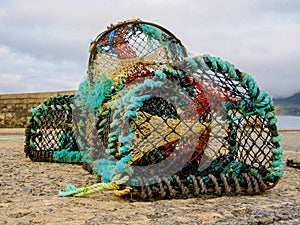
[0,129,299,225]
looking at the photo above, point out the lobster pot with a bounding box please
[24,95,80,163]
[74,19,282,199]
[87,19,188,84]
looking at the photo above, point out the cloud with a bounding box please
[0,45,83,93]
[0,0,299,97]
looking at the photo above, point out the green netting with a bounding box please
[25,19,283,200]
[24,95,81,163]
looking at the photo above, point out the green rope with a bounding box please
[179,54,283,181]
[59,175,129,197]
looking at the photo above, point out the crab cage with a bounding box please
[25,19,283,199]
[24,95,81,163]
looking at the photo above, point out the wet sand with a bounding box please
[0,128,299,225]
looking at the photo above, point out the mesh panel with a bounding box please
[25,19,283,199]
[88,20,187,84]
[24,95,79,162]
[86,20,281,198]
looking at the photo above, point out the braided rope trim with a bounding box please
[145,55,282,185]
[88,19,188,74]
[24,95,81,163]
[59,175,129,197]
[126,172,269,200]
[180,55,283,184]
[58,55,283,199]
[59,171,268,199]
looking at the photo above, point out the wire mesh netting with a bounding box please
[25,19,283,200]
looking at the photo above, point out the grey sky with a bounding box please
[0,0,299,97]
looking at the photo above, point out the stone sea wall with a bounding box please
[0,90,76,128]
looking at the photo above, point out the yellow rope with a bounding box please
[114,186,132,197]
[59,175,130,197]
[72,182,120,197]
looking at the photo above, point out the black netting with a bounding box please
[25,19,283,199]
[24,95,79,162]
